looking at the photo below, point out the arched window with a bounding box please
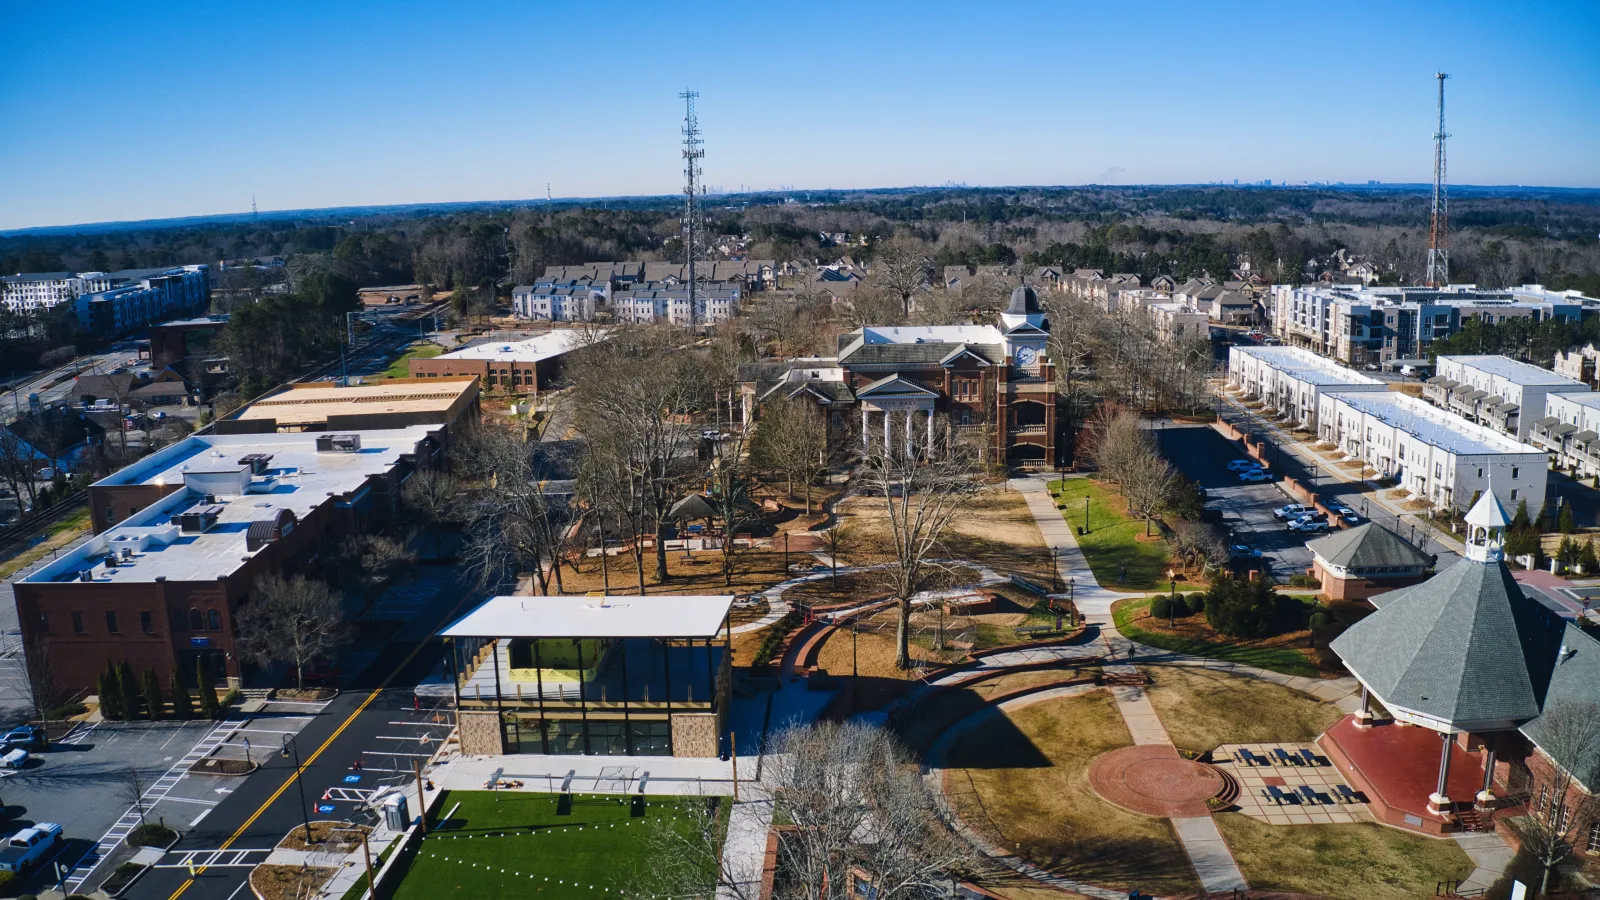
[207,609,221,631]
[189,609,204,631]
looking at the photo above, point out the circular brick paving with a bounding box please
[1087,745,1224,818]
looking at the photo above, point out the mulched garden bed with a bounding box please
[277,820,371,851]
[188,755,257,776]
[272,687,338,702]
[251,864,336,900]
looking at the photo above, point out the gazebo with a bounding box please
[1326,487,1566,830]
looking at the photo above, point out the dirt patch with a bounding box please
[188,756,256,776]
[555,548,794,597]
[840,487,1053,584]
[277,820,372,852]
[251,864,337,900]
[272,687,337,702]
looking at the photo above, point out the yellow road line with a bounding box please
[164,637,435,900]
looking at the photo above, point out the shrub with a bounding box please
[44,702,87,720]
[1308,611,1331,631]
[1150,595,1175,620]
[128,823,178,848]
[1288,573,1320,588]
[1580,540,1599,573]
[1204,577,1280,638]
[1187,592,1205,613]
[751,611,801,668]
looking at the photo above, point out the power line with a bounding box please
[1425,72,1451,288]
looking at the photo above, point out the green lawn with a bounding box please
[1215,813,1473,900]
[381,343,441,379]
[389,791,707,900]
[1047,477,1170,590]
[1113,596,1321,678]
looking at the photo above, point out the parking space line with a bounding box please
[361,750,433,757]
[386,720,454,727]
[151,796,218,806]
[189,810,210,827]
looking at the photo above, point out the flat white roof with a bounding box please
[1234,345,1384,388]
[859,325,1004,345]
[441,595,734,639]
[1439,355,1590,388]
[436,329,598,363]
[1326,390,1543,457]
[27,427,436,584]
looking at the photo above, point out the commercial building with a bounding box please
[16,426,447,693]
[1529,392,1600,478]
[74,266,211,340]
[1316,389,1547,515]
[215,377,480,435]
[1424,355,1592,440]
[1269,283,1596,367]
[1304,522,1435,602]
[1227,345,1386,426]
[441,593,733,758]
[409,331,594,395]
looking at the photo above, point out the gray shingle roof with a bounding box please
[839,341,1003,367]
[1331,558,1566,729]
[856,374,938,397]
[1306,523,1433,571]
[1520,623,1600,788]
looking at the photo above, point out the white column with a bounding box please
[904,410,913,458]
[926,408,934,451]
[884,409,892,453]
[861,406,869,450]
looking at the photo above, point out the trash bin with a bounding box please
[383,793,411,832]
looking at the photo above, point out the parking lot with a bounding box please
[1156,423,1315,580]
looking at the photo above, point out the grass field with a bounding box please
[1046,478,1170,590]
[1215,813,1473,900]
[1143,665,1342,752]
[1113,596,1321,678]
[389,791,708,900]
[0,506,92,580]
[380,343,441,379]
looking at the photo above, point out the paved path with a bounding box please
[1453,831,1518,896]
[716,795,774,900]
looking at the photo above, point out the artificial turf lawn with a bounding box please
[1046,477,1170,590]
[388,791,705,900]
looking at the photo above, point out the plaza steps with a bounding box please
[1210,766,1242,809]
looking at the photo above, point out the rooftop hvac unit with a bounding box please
[78,570,93,582]
[315,434,361,453]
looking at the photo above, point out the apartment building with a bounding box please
[1269,283,1595,367]
[1530,392,1600,478]
[1148,302,1210,343]
[1316,389,1546,516]
[1228,345,1386,426]
[75,266,211,339]
[1424,355,1592,440]
[1554,344,1600,387]
[1,271,114,313]
[613,284,740,326]
[511,284,607,321]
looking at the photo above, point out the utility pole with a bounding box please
[680,89,705,327]
[1425,72,1451,288]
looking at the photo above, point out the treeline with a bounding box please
[1426,313,1600,365]
[218,269,359,396]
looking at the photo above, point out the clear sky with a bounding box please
[3,0,1597,230]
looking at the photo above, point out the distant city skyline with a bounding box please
[3,0,1597,231]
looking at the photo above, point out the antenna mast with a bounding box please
[680,89,705,325]
[1425,72,1451,288]
[251,193,258,218]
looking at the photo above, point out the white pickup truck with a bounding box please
[0,823,63,874]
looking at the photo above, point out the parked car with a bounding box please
[1288,516,1331,534]
[1330,505,1361,525]
[1226,460,1260,471]
[1,726,44,751]
[1273,503,1315,521]
[1230,545,1264,560]
[1239,470,1274,483]
[0,749,26,769]
[0,823,62,874]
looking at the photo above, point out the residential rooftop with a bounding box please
[1233,345,1384,387]
[1326,390,1544,456]
[25,427,437,585]
[1438,355,1590,388]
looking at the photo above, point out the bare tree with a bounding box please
[401,467,462,559]
[1078,402,1143,486]
[635,721,983,900]
[1122,446,1180,537]
[123,766,151,828]
[706,430,760,585]
[1515,700,1600,895]
[1172,520,1228,574]
[859,419,980,670]
[820,519,858,581]
[235,574,350,691]
[751,398,830,513]
[336,533,416,600]
[458,427,574,595]
[871,235,933,319]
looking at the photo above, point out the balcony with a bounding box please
[1014,424,1048,435]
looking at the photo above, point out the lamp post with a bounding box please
[1083,496,1090,534]
[281,734,313,845]
[1170,579,1177,626]
[595,523,609,596]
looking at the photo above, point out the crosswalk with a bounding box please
[155,848,272,869]
[65,718,249,891]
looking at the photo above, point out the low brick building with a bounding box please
[407,331,593,396]
[18,427,446,693]
[1304,522,1435,601]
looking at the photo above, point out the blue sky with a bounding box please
[2,0,1597,230]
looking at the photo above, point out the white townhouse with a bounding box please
[1425,355,1592,440]
[1530,392,1600,478]
[1228,345,1386,427]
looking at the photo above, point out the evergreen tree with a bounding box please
[196,657,220,719]
[97,666,121,720]
[1559,505,1576,535]
[169,667,194,721]
[1580,540,1599,574]
[141,669,163,721]
[117,661,142,721]
[1512,499,1532,531]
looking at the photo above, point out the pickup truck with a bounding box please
[0,823,62,874]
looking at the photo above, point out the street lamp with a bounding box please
[594,523,609,596]
[281,734,313,845]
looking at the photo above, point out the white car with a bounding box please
[1239,470,1274,483]
[1288,517,1331,534]
[1273,503,1315,520]
[1226,460,1260,471]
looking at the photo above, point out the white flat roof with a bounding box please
[859,325,1004,345]
[1439,355,1590,388]
[436,329,598,363]
[1234,345,1384,388]
[1326,390,1543,457]
[27,427,436,584]
[441,594,734,639]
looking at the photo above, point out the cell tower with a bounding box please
[251,193,258,218]
[1425,72,1451,288]
[679,89,706,325]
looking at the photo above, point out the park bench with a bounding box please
[1271,748,1299,766]
[1295,785,1324,805]
[1013,624,1065,638]
[1332,784,1361,804]
[1296,748,1320,767]
[1261,786,1289,805]
[1233,748,1267,767]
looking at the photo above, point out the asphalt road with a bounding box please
[122,568,480,900]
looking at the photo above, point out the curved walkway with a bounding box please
[730,559,1006,635]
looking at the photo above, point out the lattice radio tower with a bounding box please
[680,89,706,324]
[1425,72,1451,288]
